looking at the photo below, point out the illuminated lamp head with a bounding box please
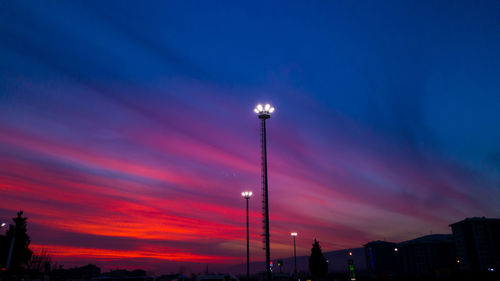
[241,191,253,199]
[254,103,275,119]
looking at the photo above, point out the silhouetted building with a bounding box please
[450,217,500,272]
[397,234,455,278]
[365,235,456,278]
[364,241,397,276]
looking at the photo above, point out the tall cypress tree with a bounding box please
[6,211,33,272]
[308,238,328,280]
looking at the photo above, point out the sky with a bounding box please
[1,0,500,275]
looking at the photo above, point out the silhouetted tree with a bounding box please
[308,238,328,280]
[5,211,33,272]
[52,264,100,280]
[104,268,145,277]
[0,231,9,268]
[27,248,52,274]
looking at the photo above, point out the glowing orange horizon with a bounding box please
[31,244,235,263]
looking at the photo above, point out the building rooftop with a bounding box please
[449,217,500,227]
[364,240,396,247]
[398,234,453,245]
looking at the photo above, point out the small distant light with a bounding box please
[254,108,259,114]
[269,107,275,113]
[457,259,460,263]
[291,232,297,236]
[264,104,271,111]
[394,248,399,252]
[1,268,6,271]
[488,268,494,272]
[349,252,353,256]
[0,223,6,227]
[257,104,263,112]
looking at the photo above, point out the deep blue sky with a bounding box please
[1,0,499,273]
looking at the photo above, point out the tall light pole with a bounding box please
[291,232,298,276]
[254,103,275,281]
[242,191,253,281]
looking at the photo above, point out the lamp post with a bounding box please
[4,223,15,271]
[254,103,275,281]
[242,191,253,281]
[291,232,297,276]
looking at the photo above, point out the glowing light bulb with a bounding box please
[242,191,253,198]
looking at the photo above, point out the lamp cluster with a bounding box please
[241,191,253,199]
[254,103,275,116]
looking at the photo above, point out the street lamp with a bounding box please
[254,103,275,281]
[242,191,253,281]
[5,224,15,271]
[0,223,6,228]
[291,232,298,276]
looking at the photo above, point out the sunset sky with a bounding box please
[1,0,499,274]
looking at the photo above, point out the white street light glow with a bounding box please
[242,191,253,199]
[291,232,297,236]
[254,103,275,115]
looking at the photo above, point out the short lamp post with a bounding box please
[1,222,15,271]
[242,191,253,281]
[291,232,297,275]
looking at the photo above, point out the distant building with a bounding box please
[365,235,456,278]
[450,217,500,272]
[364,241,398,276]
[397,234,455,278]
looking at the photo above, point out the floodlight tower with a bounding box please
[242,191,253,281]
[253,103,275,281]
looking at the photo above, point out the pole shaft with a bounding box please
[261,118,271,281]
[6,236,15,270]
[293,236,297,275]
[246,198,250,281]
